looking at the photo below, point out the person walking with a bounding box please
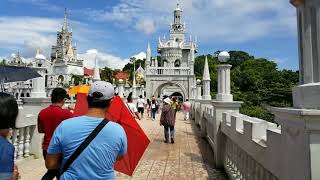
[136,95,145,118]
[0,93,19,180]
[160,97,176,144]
[126,96,141,120]
[156,96,162,114]
[171,97,179,120]
[182,99,191,120]
[38,88,73,180]
[150,98,157,121]
[45,81,127,180]
[146,99,151,117]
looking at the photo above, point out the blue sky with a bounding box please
[0,0,298,70]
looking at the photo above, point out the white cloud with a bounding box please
[85,0,296,42]
[78,49,129,70]
[0,16,105,61]
[0,16,60,57]
[132,52,146,60]
[135,18,156,34]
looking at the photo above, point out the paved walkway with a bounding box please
[18,112,227,180]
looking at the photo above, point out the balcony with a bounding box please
[146,67,190,76]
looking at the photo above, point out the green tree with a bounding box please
[0,59,7,66]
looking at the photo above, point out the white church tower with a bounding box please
[145,3,197,99]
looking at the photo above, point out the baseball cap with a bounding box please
[89,81,114,100]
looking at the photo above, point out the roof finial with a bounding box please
[63,8,68,31]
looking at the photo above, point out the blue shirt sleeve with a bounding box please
[119,127,127,156]
[47,123,63,154]
[0,139,14,179]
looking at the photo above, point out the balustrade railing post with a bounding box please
[12,129,18,160]
[24,126,30,157]
[17,128,25,160]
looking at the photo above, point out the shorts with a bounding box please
[138,107,144,114]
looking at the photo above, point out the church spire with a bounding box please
[146,42,151,62]
[62,8,69,31]
[203,56,210,81]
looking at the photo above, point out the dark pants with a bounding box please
[151,108,157,119]
[164,125,175,142]
[42,150,60,180]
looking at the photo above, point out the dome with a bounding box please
[35,48,46,60]
[218,51,230,62]
[35,53,46,60]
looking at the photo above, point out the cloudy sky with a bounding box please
[0,0,298,70]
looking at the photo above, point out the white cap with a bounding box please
[89,81,114,100]
[164,97,171,104]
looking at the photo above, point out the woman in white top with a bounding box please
[127,96,141,120]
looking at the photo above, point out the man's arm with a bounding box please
[37,115,44,133]
[46,123,63,170]
[45,154,62,170]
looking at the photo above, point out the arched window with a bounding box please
[163,59,169,67]
[26,93,30,97]
[58,75,64,84]
[174,59,181,67]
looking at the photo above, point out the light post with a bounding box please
[130,58,137,99]
[216,51,233,102]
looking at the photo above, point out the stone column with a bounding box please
[268,1,320,179]
[118,79,125,98]
[141,85,145,97]
[216,64,233,102]
[291,0,320,109]
[31,67,46,98]
[132,76,137,99]
[196,79,202,100]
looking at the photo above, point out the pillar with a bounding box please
[216,64,233,102]
[291,0,320,109]
[118,79,125,98]
[31,67,46,98]
[196,79,202,100]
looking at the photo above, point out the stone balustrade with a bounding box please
[190,95,320,180]
[147,67,190,75]
[7,125,36,161]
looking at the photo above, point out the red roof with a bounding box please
[84,67,94,76]
[114,72,129,80]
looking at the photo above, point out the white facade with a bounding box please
[4,9,85,98]
[145,4,196,99]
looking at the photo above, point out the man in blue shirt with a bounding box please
[45,81,127,180]
[0,93,19,180]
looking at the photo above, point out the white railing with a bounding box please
[190,99,282,180]
[221,112,280,180]
[147,67,190,75]
[7,126,36,160]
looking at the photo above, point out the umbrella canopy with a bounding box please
[0,65,42,83]
[67,85,90,94]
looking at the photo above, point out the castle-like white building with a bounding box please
[145,4,197,100]
[3,9,94,99]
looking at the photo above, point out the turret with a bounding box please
[202,56,211,100]
[146,43,151,68]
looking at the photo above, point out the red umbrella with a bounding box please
[73,94,150,176]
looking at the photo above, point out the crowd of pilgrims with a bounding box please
[0,81,192,180]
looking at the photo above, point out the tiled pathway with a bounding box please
[18,112,227,180]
